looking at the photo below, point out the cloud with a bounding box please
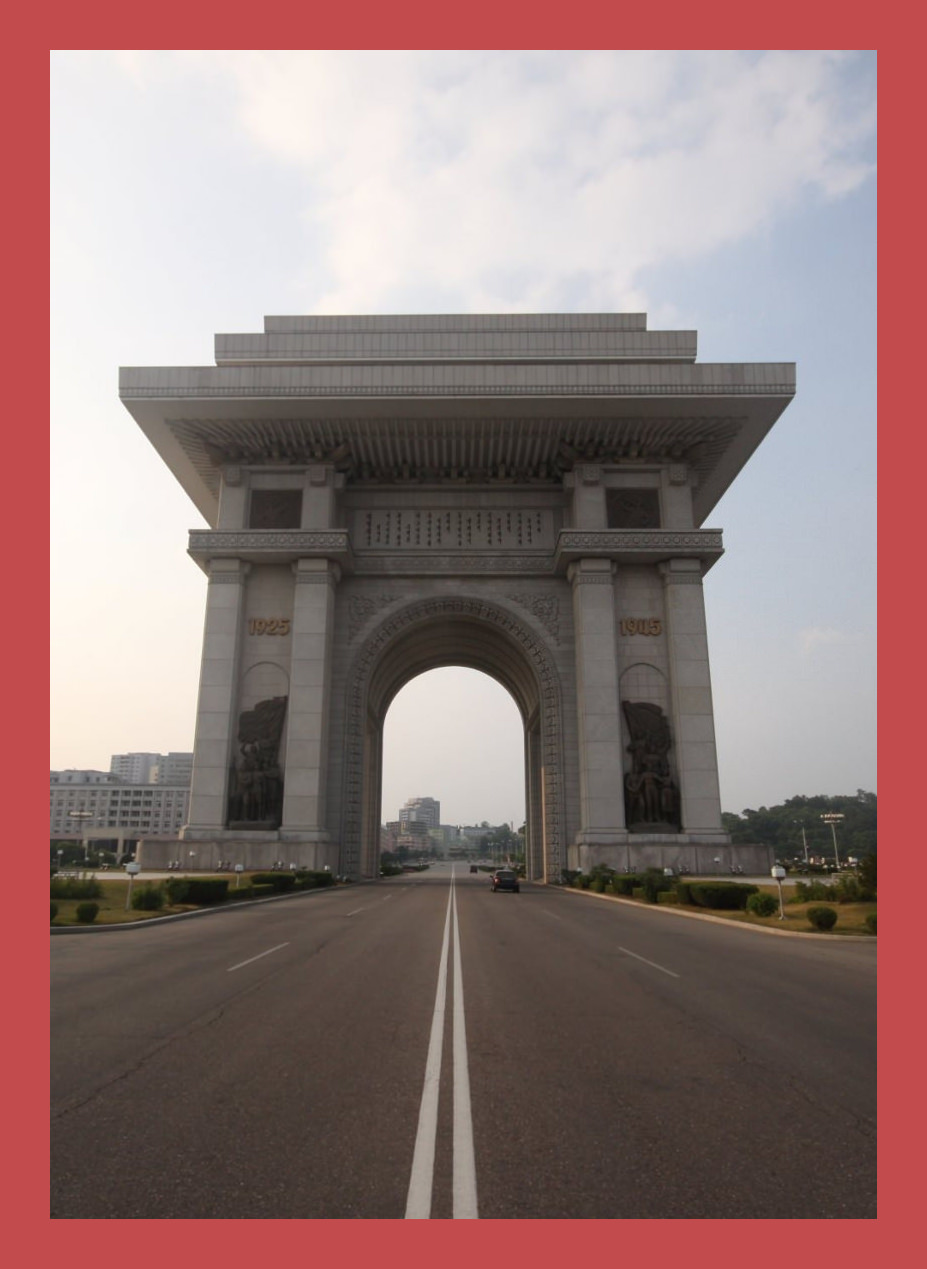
[800,626,849,657]
[153,50,875,315]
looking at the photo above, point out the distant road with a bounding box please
[51,863,875,1219]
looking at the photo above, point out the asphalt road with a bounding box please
[51,863,876,1219]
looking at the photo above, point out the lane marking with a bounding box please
[404,883,453,1219]
[226,942,290,973]
[540,908,564,921]
[451,881,478,1219]
[345,907,366,916]
[617,945,680,978]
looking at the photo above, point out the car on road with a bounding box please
[490,868,520,893]
[469,864,479,873]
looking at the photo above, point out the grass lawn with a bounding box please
[585,883,876,935]
[50,875,257,926]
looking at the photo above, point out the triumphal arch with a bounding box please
[120,313,794,879]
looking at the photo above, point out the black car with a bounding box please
[469,864,479,873]
[490,868,520,893]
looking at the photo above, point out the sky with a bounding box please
[50,49,877,830]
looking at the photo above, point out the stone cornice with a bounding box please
[555,529,723,574]
[188,529,354,574]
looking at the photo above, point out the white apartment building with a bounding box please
[109,751,194,785]
[50,770,190,839]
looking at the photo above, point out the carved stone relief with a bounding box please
[227,695,288,829]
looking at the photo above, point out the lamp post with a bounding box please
[69,809,93,866]
[771,865,787,920]
[821,813,845,869]
[124,861,141,910]
[793,820,809,865]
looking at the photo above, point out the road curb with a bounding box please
[561,885,875,940]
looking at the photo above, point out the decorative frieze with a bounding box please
[347,594,405,640]
[506,593,562,643]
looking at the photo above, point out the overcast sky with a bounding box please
[50,50,876,829]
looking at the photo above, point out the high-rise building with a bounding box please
[399,796,440,829]
[109,752,194,785]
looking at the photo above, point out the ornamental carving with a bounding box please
[347,594,405,641]
[506,593,561,643]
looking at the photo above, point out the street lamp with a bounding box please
[821,813,845,869]
[793,820,809,864]
[69,809,93,865]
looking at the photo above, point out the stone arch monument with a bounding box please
[120,312,794,878]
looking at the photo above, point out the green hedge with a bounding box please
[608,874,637,896]
[251,872,296,891]
[75,902,99,923]
[165,877,229,905]
[656,891,679,905]
[686,882,758,910]
[296,870,335,888]
[51,877,102,900]
[131,884,165,911]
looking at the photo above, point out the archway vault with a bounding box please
[340,596,565,882]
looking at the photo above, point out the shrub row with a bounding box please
[676,881,758,910]
[51,877,102,900]
[165,877,230,905]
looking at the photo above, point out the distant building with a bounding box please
[153,752,194,786]
[109,751,194,785]
[50,769,190,840]
[399,796,440,829]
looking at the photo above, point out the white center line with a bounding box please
[404,882,453,1219]
[226,942,290,973]
[617,945,680,978]
[345,907,366,916]
[451,881,478,1218]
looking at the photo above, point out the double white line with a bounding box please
[404,870,478,1219]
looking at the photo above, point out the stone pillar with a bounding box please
[280,558,340,840]
[569,557,627,844]
[660,558,725,836]
[183,559,249,836]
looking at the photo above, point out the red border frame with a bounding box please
[32,23,896,1262]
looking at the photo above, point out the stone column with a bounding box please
[660,558,725,836]
[183,558,249,836]
[568,557,627,844]
[280,558,340,840]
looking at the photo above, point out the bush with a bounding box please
[807,906,838,931]
[165,877,229,905]
[131,884,165,911]
[631,887,646,900]
[296,870,335,888]
[609,874,637,896]
[590,877,606,893]
[675,880,693,905]
[251,872,297,891]
[656,891,679,905]
[51,877,102,900]
[746,892,779,917]
[865,913,877,935]
[858,853,877,895]
[640,870,671,903]
[50,902,58,922]
[687,882,758,911]
[75,902,99,924]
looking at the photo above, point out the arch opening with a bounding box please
[341,601,565,882]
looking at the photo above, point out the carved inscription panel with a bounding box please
[352,508,556,551]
